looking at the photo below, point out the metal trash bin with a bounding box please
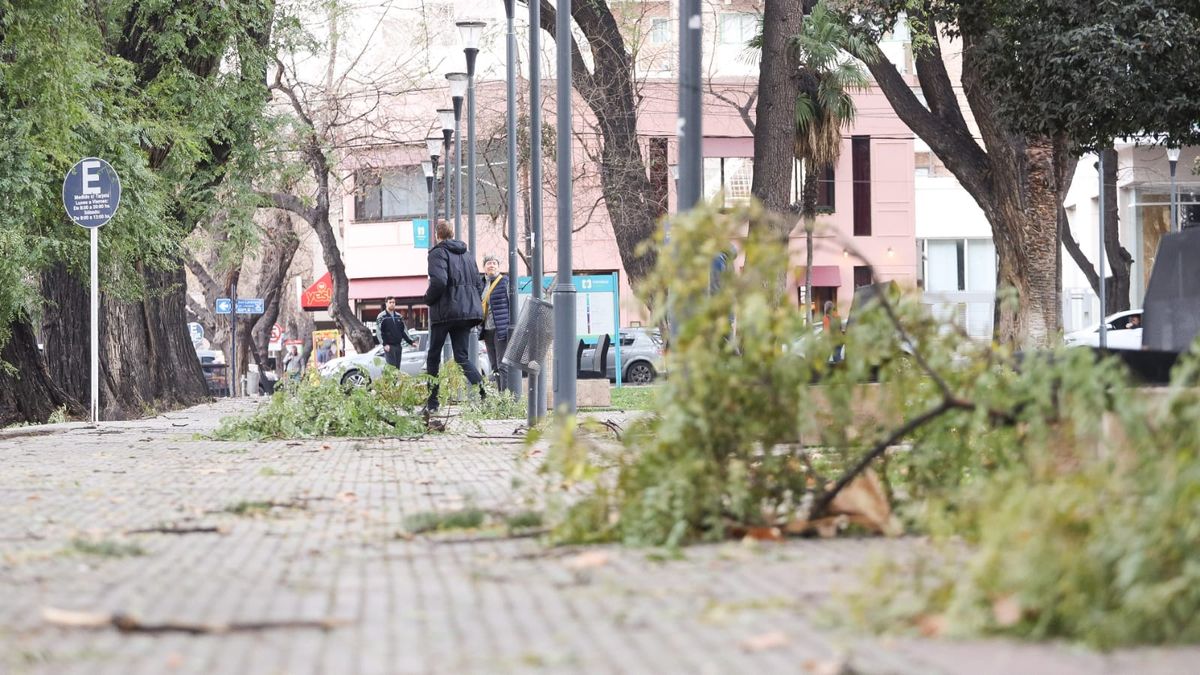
[246,368,261,397]
[503,297,555,374]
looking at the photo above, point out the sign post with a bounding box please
[62,158,121,425]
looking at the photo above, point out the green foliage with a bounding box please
[403,509,487,535]
[212,369,427,440]
[603,385,659,411]
[461,385,526,421]
[67,538,146,558]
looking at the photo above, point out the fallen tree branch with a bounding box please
[42,607,345,634]
[124,525,228,536]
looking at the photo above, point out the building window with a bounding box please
[650,17,671,44]
[852,136,872,236]
[853,266,873,288]
[718,13,758,46]
[354,168,427,222]
[922,238,997,337]
[816,163,835,212]
[702,157,754,208]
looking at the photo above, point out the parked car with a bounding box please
[318,330,491,387]
[1064,310,1143,350]
[580,328,665,385]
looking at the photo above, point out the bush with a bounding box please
[212,368,427,440]
[534,199,1200,647]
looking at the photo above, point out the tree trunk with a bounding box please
[534,0,662,286]
[802,162,820,324]
[0,316,83,426]
[248,212,301,370]
[751,0,806,239]
[41,262,209,420]
[988,143,1063,347]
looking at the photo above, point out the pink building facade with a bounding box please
[331,78,916,331]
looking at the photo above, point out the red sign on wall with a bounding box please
[301,272,333,310]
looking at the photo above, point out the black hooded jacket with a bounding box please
[422,239,484,326]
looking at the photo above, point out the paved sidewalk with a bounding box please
[1,398,1196,674]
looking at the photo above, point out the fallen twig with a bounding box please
[42,607,344,634]
[124,525,228,536]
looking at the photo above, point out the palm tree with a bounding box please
[791,2,869,324]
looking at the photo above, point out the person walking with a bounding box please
[479,255,511,389]
[377,296,417,371]
[422,220,486,413]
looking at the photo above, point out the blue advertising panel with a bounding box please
[413,219,430,249]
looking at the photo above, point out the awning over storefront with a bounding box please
[349,276,428,301]
[801,266,842,287]
[301,271,333,311]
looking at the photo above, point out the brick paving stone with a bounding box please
[3,397,1200,674]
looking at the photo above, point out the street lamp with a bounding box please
[426,136,442,223]
[438,108,455,227]
[502,0,522,397]
[421,160,435,229]
[527,0,547,421]
[446,72,469,240]
[458,20,487,370]
[551,0,577,413]
[1168,146,1181,233]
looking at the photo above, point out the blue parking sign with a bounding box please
[63,158,121,228]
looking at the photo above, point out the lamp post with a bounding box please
[1098,152,1108,350]
[528,0,547,421]
[669,163,679,210]
[1168,146,1181,233]
[421,160,435,228]
[438,108,455,226]
[426,137,442,223]
[458,20,487,371]
[502,0,522,396]
[446,73,468,240]
[678,0,703,211]
[551,0,577,414]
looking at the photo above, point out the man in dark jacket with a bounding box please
[480,255,512,388]
[422,220,485,411]
[377,296,417,370]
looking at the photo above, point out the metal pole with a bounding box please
[1170,158,1179,234]
[230,283,239,397]
[553,0,577,414]
[677,0,703,211]
[443,133,452,226]
[454,111,463,240]
[529,0,546,422]
[467,51,480,369]
[505,0,522,396]
[426,178,434,231]
[90,227,99,425]
[431,157,439,223]
[1098,152,1108,350]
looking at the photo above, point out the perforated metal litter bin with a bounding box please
[503,297,555,374]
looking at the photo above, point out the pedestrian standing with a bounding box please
[377,296,417,371]
[479,255,511,388]
[283,346,302,382]
[422,220,486,413]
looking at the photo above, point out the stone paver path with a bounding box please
[1,398,1196,674]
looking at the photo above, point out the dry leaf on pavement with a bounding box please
[916,613,947,637]
[563,550,610,571]
[828,469,901,536]
[992,595,1022,627]
[739,630,788,652]
[742,526,783,542]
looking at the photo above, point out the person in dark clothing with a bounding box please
[479,255,512,388]
[422,220,485,412]
[377,296,417,370]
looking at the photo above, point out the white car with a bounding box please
[1064,310,1143,350]
[319,330,491,387]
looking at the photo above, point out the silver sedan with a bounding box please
[319,330,491,387]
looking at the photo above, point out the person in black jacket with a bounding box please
[479,255,512,388]
[422,220,485,411]
[377,296,417,370]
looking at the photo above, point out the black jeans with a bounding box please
[483,330,508,388]
[383,344,404,369]
[425,321,482,409]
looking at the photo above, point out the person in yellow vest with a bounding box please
[480,255,512,388]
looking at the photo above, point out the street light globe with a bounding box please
[426,137,442,160]
[421,160,434,178]
[1167,146,1182,162]
[438,108,456,132]
[446,72,469,99]
[456,20,487,50]
[669,164,679,180]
